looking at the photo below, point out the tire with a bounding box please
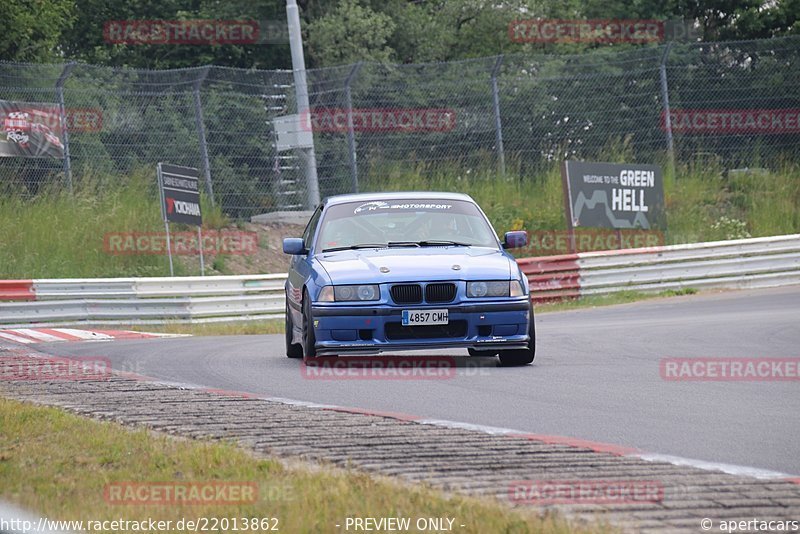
[285,300,303,358]
[302,290,318,359]
[498,305,536,367]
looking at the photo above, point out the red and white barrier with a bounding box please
[517,254,580,301]
[0,280,35,301]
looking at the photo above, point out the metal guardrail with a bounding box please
[1,235,799,326]
[521,234,800,300]
[0,275,287,326]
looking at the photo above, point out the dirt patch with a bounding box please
[176,222,306,276]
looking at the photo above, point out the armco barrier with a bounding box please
[519,234,800,300]
[0,274,287,326]
[1,235,798,326]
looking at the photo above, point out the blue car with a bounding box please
[282,192,535,366]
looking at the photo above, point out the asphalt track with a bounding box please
[38,286,800,476]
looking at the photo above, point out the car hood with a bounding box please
[316,247,513,284]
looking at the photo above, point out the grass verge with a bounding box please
[533,288,698,313]
[0,398,603,533]
[363,159,800,255]
[1,159,798,279]
[127,320,285,337]
[0,168,226,279]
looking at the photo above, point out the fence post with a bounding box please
[659,42,675,177]
[491,55,506,176]
[344,62,363,193]
[56,62,76,194]
[192,66,215,205]
[287,0,321,209]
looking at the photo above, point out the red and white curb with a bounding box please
[0,328,187,345]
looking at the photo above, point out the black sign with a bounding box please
[561,161,665,230]
[158,163,202,226]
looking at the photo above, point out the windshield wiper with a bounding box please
[388,240,471,247]
[415,240,471,247]
[321,243,388,252]
[386,241,421,247]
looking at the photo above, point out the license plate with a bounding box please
[402,309,449,326]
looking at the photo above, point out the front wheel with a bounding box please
[301,292,337,363]
[302,292,317,359]
[285,300,303,358]
[498,306,535,366]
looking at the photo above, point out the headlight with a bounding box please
[334,284,380,301]
[467,281,510,298]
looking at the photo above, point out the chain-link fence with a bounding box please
[1,36,798,219]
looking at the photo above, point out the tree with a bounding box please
[0,0,75,62]
[305,0,396,66]
[58,0,291,69]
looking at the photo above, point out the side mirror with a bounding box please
[283,237,307,255]
[503,230,527,249]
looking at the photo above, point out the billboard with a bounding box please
[157,163,202,226]
[561,161,665,230]
[0,100,65,159]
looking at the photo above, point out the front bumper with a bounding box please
[311,299,531,356]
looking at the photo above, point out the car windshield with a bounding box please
[317,199,499,252]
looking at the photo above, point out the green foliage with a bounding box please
[2,0,799,69]
[57,0,290,69]
[0,0,75,62]
[306,0,396,66]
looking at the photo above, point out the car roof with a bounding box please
[323,191,475,206]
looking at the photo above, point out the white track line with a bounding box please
[635,453,792,480]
